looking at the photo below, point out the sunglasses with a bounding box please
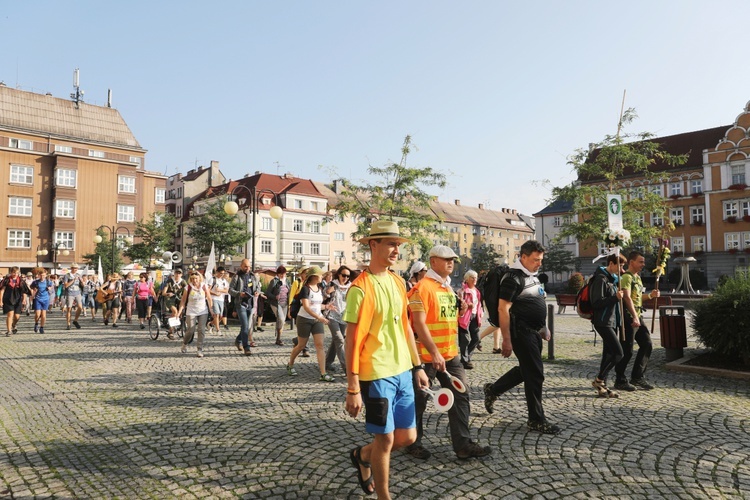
[340,274,350,278]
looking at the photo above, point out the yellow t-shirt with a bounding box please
[343,273,413,381]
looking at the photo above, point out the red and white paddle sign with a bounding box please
[442,371,466,393]
[422,387,454,412]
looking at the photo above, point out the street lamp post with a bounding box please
[223,185,283,272]
[50,243,70,271]
[94,225,132,276]
[36,245,49,267]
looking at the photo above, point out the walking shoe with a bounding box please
[456,442,492,459]
[12,328,17,335]
[140,324,145,330]
[34,324,38,333]
[326,365,338,373]
[483,383,497,414]
[527,420,561,435]
[73,321,80,329]
[462,361,474,370]
[104,319,108,325]
[301,349,310,358]
[67,324,71,330]
[631,378,655,391]
[275,339,285,346]
[196,350,204,358]
[167,333,175,340]
[4,331,9,337]
[592,378,609,397]
[476,342,482,351]
[112,323,118,328]
[287,365,298,376]
[255,327,264,332]
[406,444,431,460]
[223,325,229,331]
[244,349,252,356]
[234,340,242,351]
[39,327,44,334]
[180,344,187,353]
[613,380,637,392]
[320,373,335,382]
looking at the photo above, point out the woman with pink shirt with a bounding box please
[458,270,483,370]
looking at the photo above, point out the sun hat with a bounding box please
[357,220,410,245]
[409,261,427,276]
[306,266,324,277]
[429,245,460,260]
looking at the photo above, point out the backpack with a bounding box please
[576,277,595,320]
[290,290,303,319]
[479,264,520,327]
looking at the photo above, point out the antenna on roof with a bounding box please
[70,68,84,109]
[107,88,112,108]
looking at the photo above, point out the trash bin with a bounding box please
[659,306,687,361]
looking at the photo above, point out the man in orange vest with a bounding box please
[406,245,492,460]
[344,220,428,499]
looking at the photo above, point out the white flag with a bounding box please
[97,256,104,283]
[205,242,216,286]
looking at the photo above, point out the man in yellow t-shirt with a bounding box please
[344,220,428,499]
[406,245,492,461]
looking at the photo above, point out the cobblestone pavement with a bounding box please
[0,303,748,499]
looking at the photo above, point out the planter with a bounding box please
[729,248,739,254]
[728,183,747,190]
[743,215,750,222]
[669,194,682,200]
[691,192,703,198]
[727,216,738,223]
[692,220,703,226]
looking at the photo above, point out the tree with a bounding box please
[541,241,575,276]
[469,244,503,274]
[552,108,688,252]
[186,201,249,258]
[82,229,125,277]
[125,212,178,268]
[331,135,448,258]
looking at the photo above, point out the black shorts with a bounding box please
[3,301,23,315]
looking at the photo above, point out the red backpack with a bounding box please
[576,277,595,320]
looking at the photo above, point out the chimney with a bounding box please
[455,200,461,206]
[478,203,484,210]
[210,160,219,169]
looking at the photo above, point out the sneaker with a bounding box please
[39,327,44,334]
[456,442,492,459]
[104,319,108,326]
[140,324,145,330]
[320,373,335,382]
[476,342,482,351]
[483,383,497,414]
[527,420,561,435]
[614,380,637,392]
[592,378,609,397]
[255,327,263,332]
[34,324,38,333]
[180,344,187,353]
[73,321,80,329]
[223,325,229,331]
[244,349,252,356]
[406,444,431,460]
[462,361,474,370]
[12,328,17,335]
[631,378,655,391]
[67,324,71,330]
[234,341,242,351]
[197,350,204,358]
[287,365,298,376]
[301,349,310,358]
[112,323,118,328]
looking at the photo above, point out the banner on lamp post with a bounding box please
[606,194,623,231]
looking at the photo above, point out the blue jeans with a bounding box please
[235,303,253,349]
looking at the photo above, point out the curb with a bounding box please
[665,350,750,380]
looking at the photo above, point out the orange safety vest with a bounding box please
[408,277,459,362]
[349,269,411,378]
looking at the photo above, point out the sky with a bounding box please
[3,1,750,216]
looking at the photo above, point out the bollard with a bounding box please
[547,304,555,360]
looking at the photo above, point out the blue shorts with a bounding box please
[360,370,416,435]
[33,299,49,311]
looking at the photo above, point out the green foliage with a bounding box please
[125,212,178,267]
[542,241,575,276]
[82,229,125,277]
[187,201,250,258]
[567,272,585,293]
[469,244,503,274]
[552,108,688,251]
[692,270,750,363]
[330,135,448,258]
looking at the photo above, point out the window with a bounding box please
[725,232,741,250]
[257,217,270,231]
[310,221,320,233]
[742,200,750,217]
[691,236,705,253]
[669,182,683,197]
[118,175,136,194]
[55,232,74,250]
[260,240,272,253]
[292,242,303,254]
[634,213,645,227]
[631,187,644,200]
[294,199,303,209]
[514,233,519,239]
[9,197,32,217]
[671,237,684,253]
[691,180,703,194]
[553,216,562,227]
[691,206,704,224]
[129,156,142,164]
[597,242,607,255]
[744,232,750,250]
[10,165,33,185]
[724,201,739,219]
[9,138,33,150]
[55,169,77,188]
[311,201,319,211]
[651,212,663,226]
[55,145,72,153]
[155,188,165,204]
[293,219,303,232]
[88,149,105,158]
[334,232,345,241]
[731,165,746,186]
[176,204,182,218]
[117,204,135,222]
[334,213,344,223]
[55,200,76,218]
[115,234,129,250]
[310,243,320,255]
[670,208,684,225]
[8,230,31,248]
[650,184,663,197]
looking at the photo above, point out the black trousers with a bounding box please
[489,323,545,423]
[615,314,652,382]
[593,324,624,382]
[458,314,480,363]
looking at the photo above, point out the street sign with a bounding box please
[606,194,623,231]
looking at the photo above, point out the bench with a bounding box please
[641,295,672,312]
[555,294,577,314]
